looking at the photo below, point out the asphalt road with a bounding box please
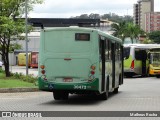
[1,66,160,119]
[0,75,160,119]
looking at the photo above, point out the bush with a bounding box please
[12,72,23,79]
[22,74,37,83]
[0,68,5,73]
[11,72,37,84]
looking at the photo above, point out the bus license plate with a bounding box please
[63,78,73,82]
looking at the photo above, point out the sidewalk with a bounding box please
[0,87,39,93]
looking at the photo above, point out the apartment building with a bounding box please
[145,12,160,32]
[133,0,154,30]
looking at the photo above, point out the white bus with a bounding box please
[124,44,160,77]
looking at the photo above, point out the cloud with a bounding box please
[29,0,160,18]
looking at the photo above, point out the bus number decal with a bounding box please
[74,85,87,89]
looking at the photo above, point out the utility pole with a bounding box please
[25,0,28,75]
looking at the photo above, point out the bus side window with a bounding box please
[109,41,112,60]
[135,50,141,60]
[135,50,147,60]
[115,43,120,61]
[105,39,109,61]
[99,39,102,61]
[99,35,107,61]
[118,43,120,61]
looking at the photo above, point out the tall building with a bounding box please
[133,0,154,30]
[145,12,160,32]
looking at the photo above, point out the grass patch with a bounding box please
[0,79,37,88]
[0,73,5,78]
[0,70,38,88]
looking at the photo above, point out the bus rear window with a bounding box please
[123,47,130,60]
[75,33,90,41]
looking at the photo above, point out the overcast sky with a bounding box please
[29,0,160,18]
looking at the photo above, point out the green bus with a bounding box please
[38,27,123,100]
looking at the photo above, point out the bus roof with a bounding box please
[42,27,122,45]
[98,30,122,44]
[123,44,160,49]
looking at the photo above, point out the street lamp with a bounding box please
[25,0,28,75]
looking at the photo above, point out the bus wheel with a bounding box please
[126,74,133,78]
[99,91,108,100]
[156,75,160,78]
[113,87,119,94]
[53,91,61,100]
[61,92,69,100]
[147,68,150,77]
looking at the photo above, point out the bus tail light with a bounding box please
[40,65,47,80]
[88,65,96,81]
[91,71,95,75]
[130,60,134,69]
[40,65,45,69]
[90,65,96,70]
[41,70,45,74]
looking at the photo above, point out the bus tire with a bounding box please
[113,87,119,94]
[100,77,109,100]
[146,68,150,77]
[99,91,108,100]
[53,91,61,100]
[61,92,69,100]
[156,75,160,78]
[119,74,122,85]
[126,74,133,78]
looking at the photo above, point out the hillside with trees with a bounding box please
[71,13,133,23]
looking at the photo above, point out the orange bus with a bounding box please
[30,52,38,68]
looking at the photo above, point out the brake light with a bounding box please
[88,65,96,81]
[91,71,95,75]
[130,60,134,69]
[41,70,45,74]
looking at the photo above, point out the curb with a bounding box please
[0,88,39,93]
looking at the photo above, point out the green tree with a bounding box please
[111,21,127,43]
[148,31,160,43]
[111,22,144,44]
[126,23,144,44]
[141,38,154,44]
[0,0,43,77]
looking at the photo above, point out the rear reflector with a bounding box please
[64,58,71,61]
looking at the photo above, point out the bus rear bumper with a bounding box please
[38,77,99,92]
[124,68,137,77]
[149,69,160,75]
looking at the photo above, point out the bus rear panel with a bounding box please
[38,27,123,100]
[38,28,100,94]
